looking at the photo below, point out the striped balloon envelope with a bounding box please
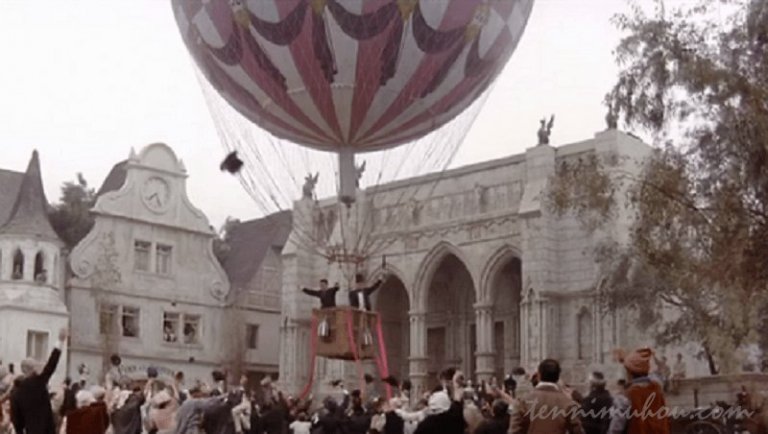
[172,0,534,153]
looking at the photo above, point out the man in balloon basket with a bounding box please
[349,273,385,348]
[302,279,340,340]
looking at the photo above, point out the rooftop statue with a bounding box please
[537,115,555,145]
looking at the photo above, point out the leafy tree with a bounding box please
[548,0,768,374]
[90,233,123,378]
[49,173,96,250]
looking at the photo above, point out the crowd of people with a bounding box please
[0,274,754,434]
[0,326,680,434]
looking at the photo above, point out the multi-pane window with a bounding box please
[101,304,141,338]
[156,244,172,275]
[99,304,118,335]
[183,315,201,344]
[134,241,151,272]
[163,312,180,343]
[26,331,49,361]
[121,306,140,338]
[163,312,201,345]
[246,324,259,350]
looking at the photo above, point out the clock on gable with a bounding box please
[141,176,171,213]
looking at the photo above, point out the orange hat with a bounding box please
[614,347,653,375]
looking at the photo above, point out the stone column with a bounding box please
[23,247,35,281]
[474,303,495,382]
[279,197,318,395]
[593,299,602,363]
[408,310,428,400]
[0,244,7,280]
[520,297,529,368]
[538,296,550,360]
[518,143,556,369]
[519,291,550,369]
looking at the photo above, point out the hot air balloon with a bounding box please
[171,0,534,205]
[172,0,534,394]
[172,0,535,312]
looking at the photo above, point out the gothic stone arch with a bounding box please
[372,273,410,382]
[480,245,523,380]
[421,249,476,386]
[413,241,478,312]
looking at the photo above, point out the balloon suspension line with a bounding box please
[336,200,357,288]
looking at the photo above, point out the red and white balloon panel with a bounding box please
[172,0,534,152]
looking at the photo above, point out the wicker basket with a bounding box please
[314,307,378,360]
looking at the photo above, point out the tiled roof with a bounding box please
[96,160,127,197]
[0,169,24,226]
[0,151,59,240]
[223,210,293,290]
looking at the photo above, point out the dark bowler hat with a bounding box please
[220,151,244,174]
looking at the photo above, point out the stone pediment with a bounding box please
[93,143,214,235]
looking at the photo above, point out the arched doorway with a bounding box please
[373,275,410,381]
[426,254,475,387]
[489,256,522,379]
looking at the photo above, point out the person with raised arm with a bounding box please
[301,279,340,309]
[413,371,467,434]
[11,327,68,434]
[348,273,384,312]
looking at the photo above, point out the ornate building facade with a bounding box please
[68,143,281,384]
[0,152,69,386]
[279,130,655,397]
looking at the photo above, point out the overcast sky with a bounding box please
[0,0,648,228]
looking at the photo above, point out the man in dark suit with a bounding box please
[302,279,340,308]
[348,273,384,311]
[11,327,68,434]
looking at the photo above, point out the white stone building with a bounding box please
[67,143,280,384]
[279,130,663,398]
[0,152,69,386]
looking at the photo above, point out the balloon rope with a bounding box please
[372,313,392,400]
[346,309,366,396]
[299,314,320,400]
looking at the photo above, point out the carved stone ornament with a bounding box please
[209,280,228,301]
[302,173,319,200]
[475,184,487,212]
[410,199,422,225]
